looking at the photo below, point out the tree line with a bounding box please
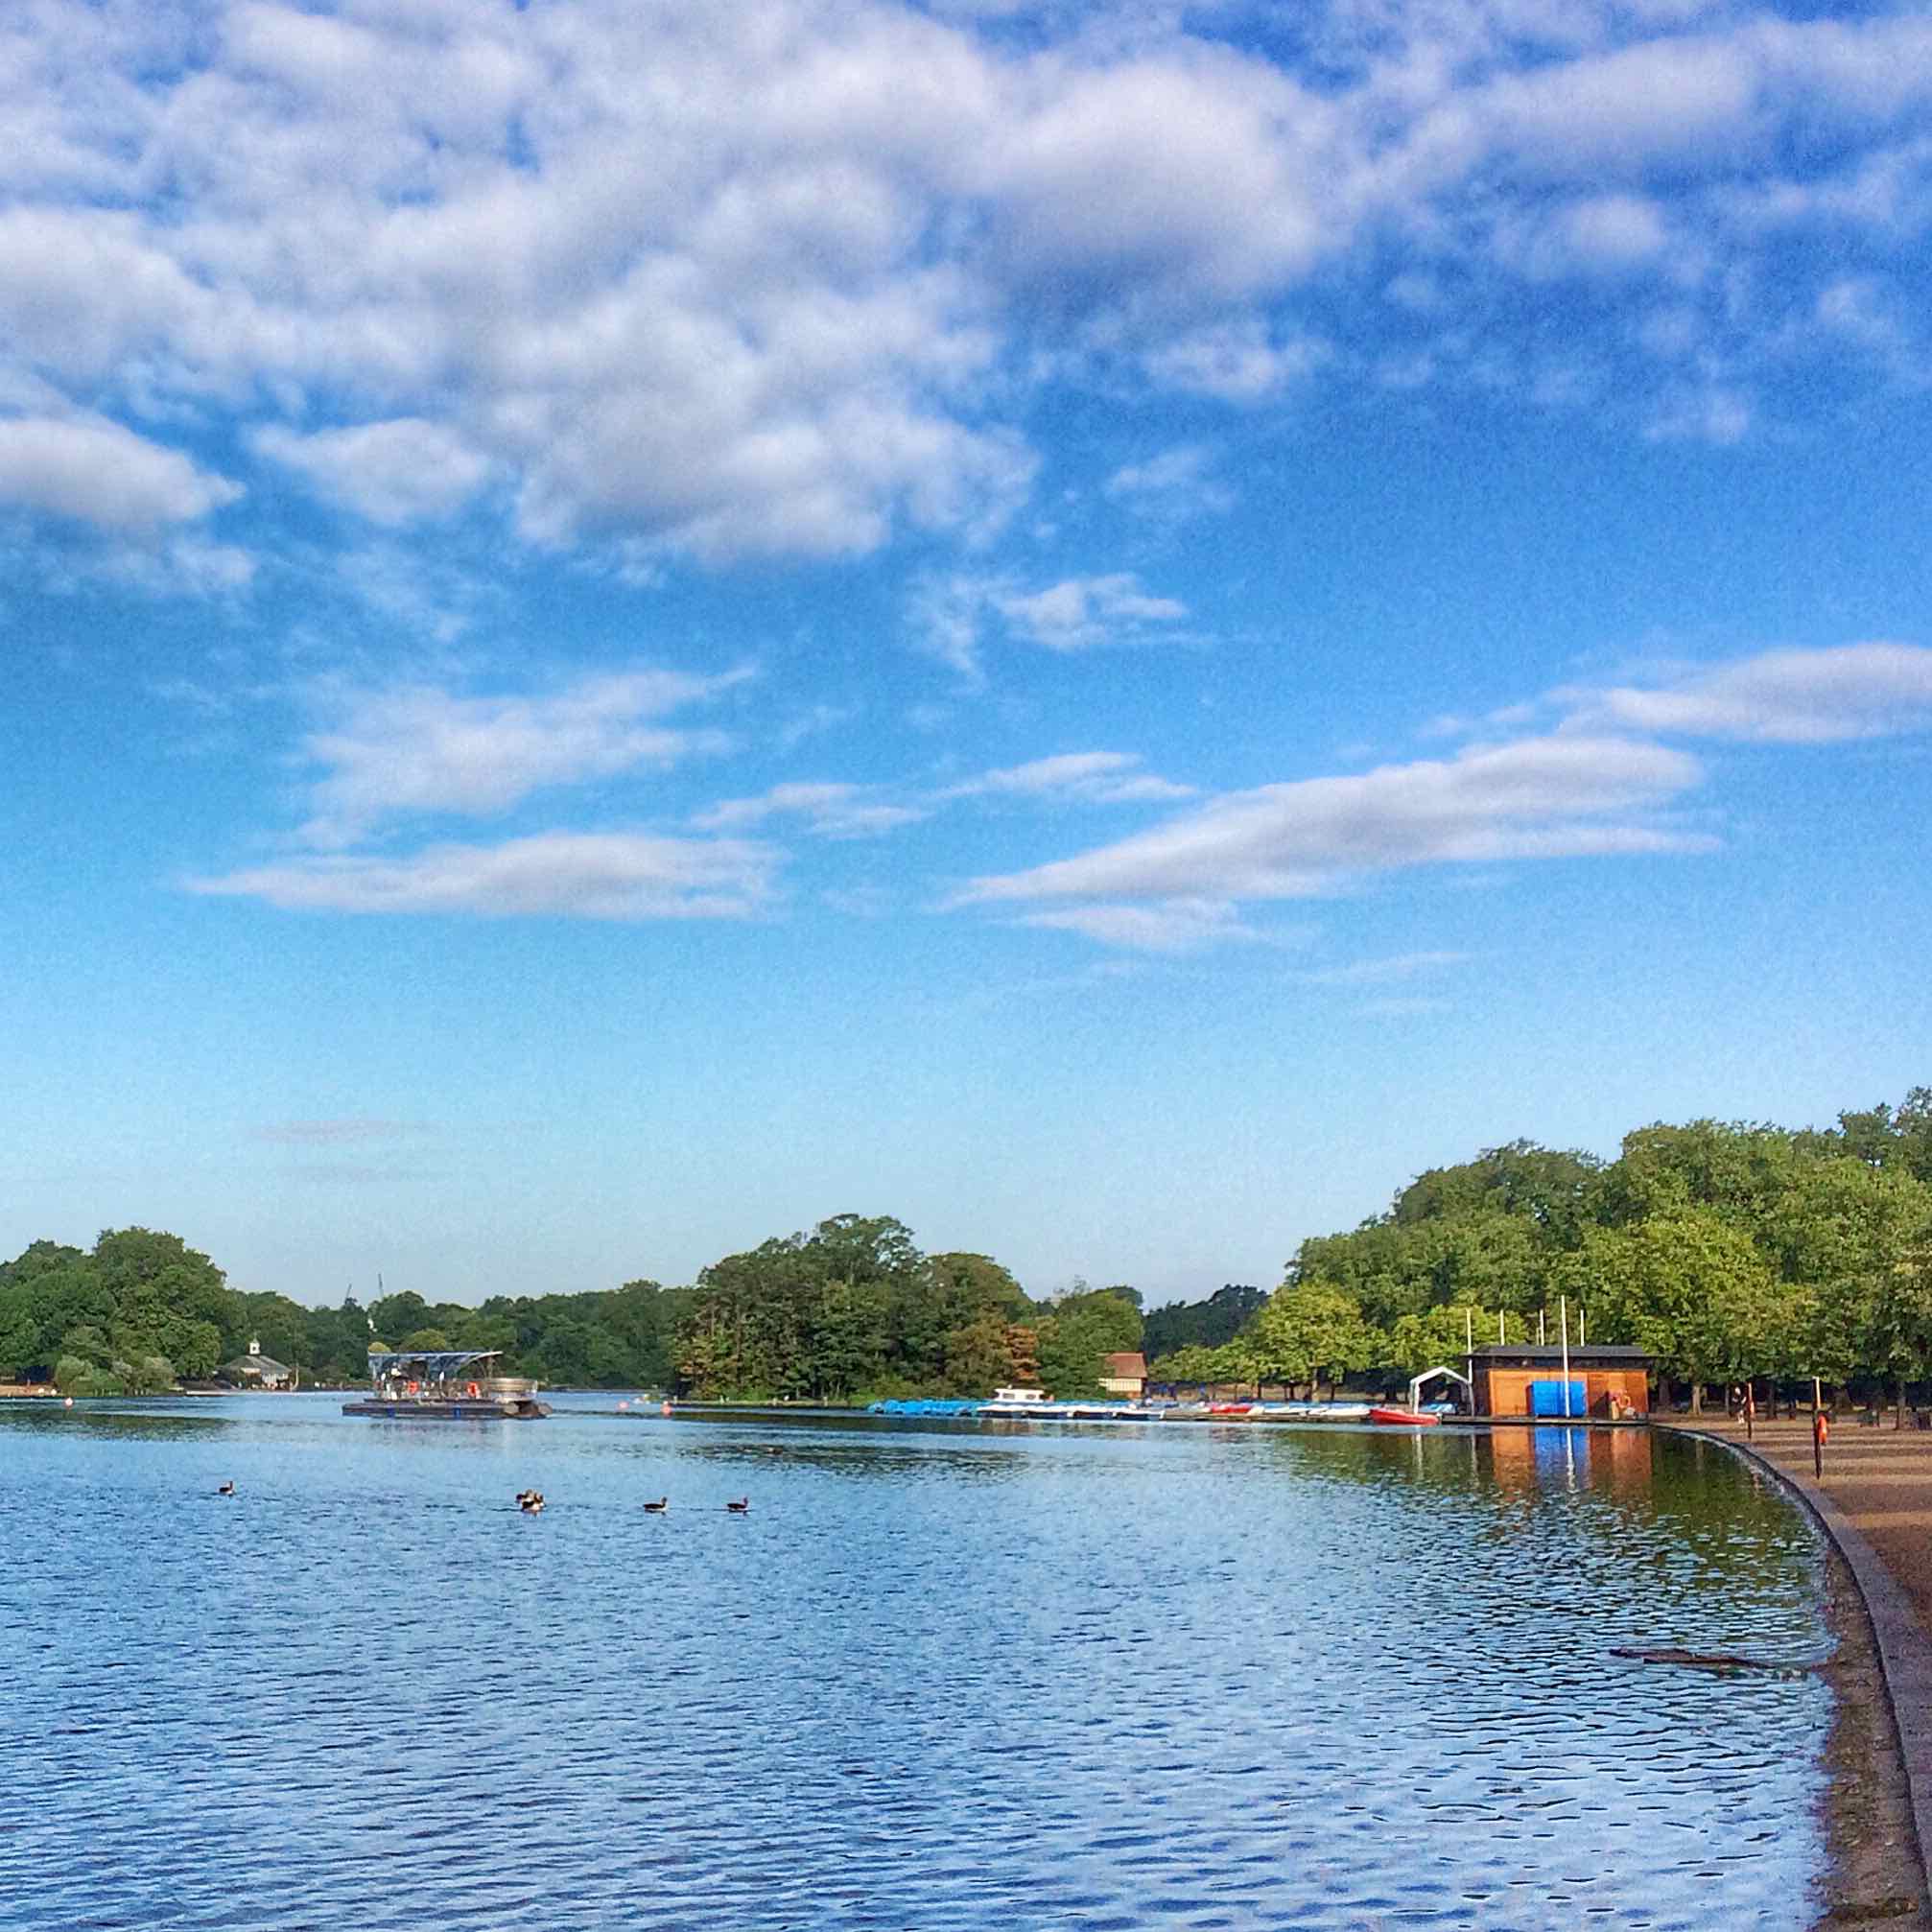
[0,1213,1143,1401]
[6,1087,1929,1406]
[1152,1090,1932,1412]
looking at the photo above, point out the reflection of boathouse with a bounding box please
[1472,1344,1650,1420]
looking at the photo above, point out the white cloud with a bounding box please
[1015,898,1261,954]
[4,0,1932,574]
[1103,444,1235,521]
[957,734,1710,907]
[941,751,1193,804]
[1494,194,1679,282]
[295,667,745,847]
[1645,384,1752,444]
[1139,322,1328,402]
[1564,642,1932,742]
[993,575,1190,651]
[694,781,928,838]
[0,416,239,532]
[252,419,493,527]
[978,53,1339,300]
[185,831,776,920]
[908,570,1190,677]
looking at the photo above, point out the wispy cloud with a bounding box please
[1558,641,1932,743]
[694,782,928,839]
[294,667,745,848]
[994,575,1190,652]
[0,415,239,532]
[1014,898,1262,955]
[252,419,494,528]
[186,832,777,920]
[957,735,1710,912]
[939,751,1193,805]
[1102,444,1235,522]
[909,572,1190,678]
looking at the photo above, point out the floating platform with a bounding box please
[342,1396,551,1421]
[343,1349,551,1421]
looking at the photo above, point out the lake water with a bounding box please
[1,1398,1833,1931]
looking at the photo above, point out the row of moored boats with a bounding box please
[868,1389,1459,1425]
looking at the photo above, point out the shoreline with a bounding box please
[1662,1421,1932,1929]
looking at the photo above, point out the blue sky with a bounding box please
[5,0,1932,1309]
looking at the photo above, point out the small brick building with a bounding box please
[1471,1343,1650,1420]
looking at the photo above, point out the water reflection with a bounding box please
[0,1400,1831,1929]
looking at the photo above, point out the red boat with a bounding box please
[1208,1402,1253,1417]
[1368,1405,1440,1426]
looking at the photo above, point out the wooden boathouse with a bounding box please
[1471,1343,1651,1420]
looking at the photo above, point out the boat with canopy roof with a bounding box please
[342,1349,552,1421]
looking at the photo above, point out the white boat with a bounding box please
[978,1385,1055,1416]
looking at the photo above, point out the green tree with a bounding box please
[1863,1242,1932,1420]
[1145,1341,1248,1387]
[125,1355,176,1395]
[1143,1284,1265,1357]
[368,1289,431,1342]
[809,1278,890,1399]
[942,1312,1020,1394]
[1559,1210,1787,1410]
[1250,1285,1378,1397]
[165,1320,223,1379]
[0,1286,41,1374]
[1031,1288,1142,1399]
[1383,1302,1499,1378]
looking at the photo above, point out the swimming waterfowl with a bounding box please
[520,1493,545,1514]
[217,1481,235,1496]
[725,1497,749,1513]
[643,1497,669,1513]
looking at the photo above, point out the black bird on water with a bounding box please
[643,1497,669,1513]
[217,1481,235,1496]
[725,1497,749,1514]
[517,1489,545,1513]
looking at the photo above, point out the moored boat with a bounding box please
[1368,1405,1441,1426]
[978,1385,1058,1417]
[342,1349,551,1421]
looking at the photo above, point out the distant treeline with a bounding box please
[0,1214,1142,1402]
[7,1089,1930,1406]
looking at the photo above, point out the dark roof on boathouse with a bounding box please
[1470,1344,1650,1364]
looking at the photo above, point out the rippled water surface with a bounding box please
[2,1400,1833,1930]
